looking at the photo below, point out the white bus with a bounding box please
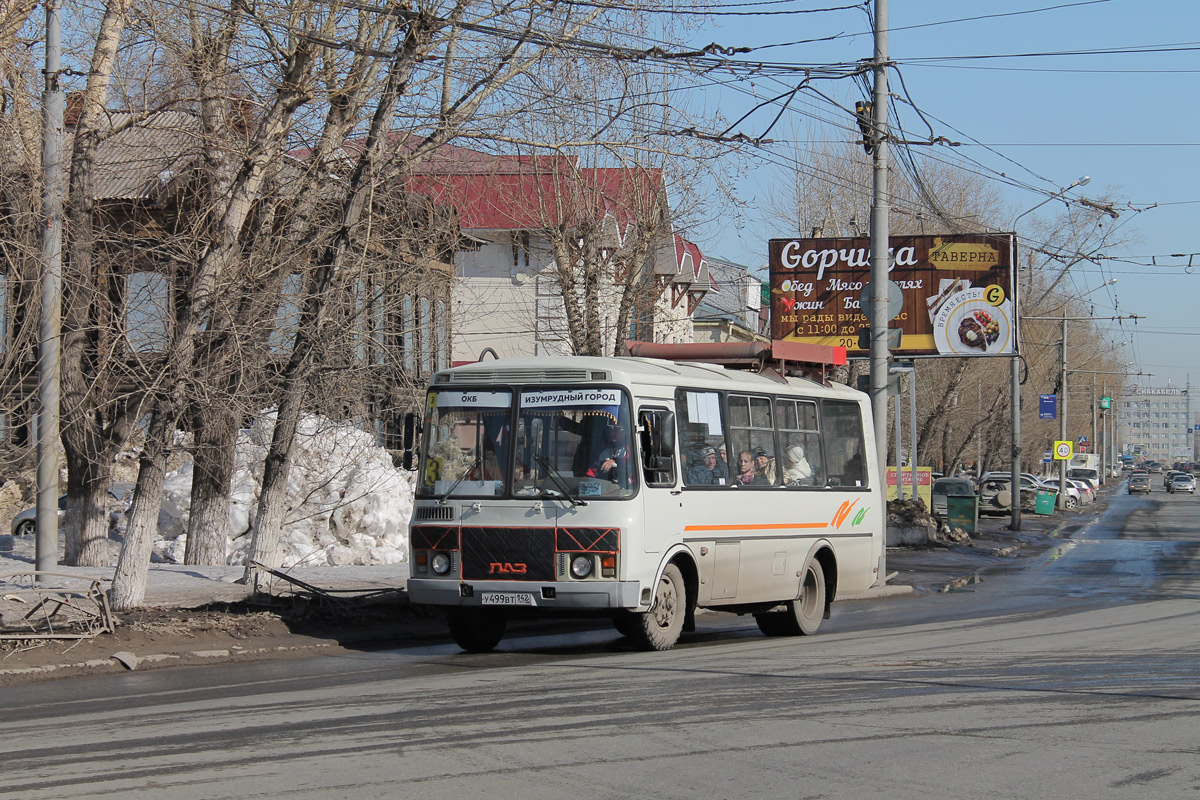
[406,348,884,652]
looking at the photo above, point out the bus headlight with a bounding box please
[431,552,452,575]
[570,555,593,579]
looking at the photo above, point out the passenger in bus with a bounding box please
[752,446,776,485]
[736,450,769,485]
[687,445,727,485]
[783,444,814,485]
[843,445,864,486]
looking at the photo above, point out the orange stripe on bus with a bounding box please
[683,522,828,532]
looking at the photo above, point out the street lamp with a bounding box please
[1008,175,1091,530]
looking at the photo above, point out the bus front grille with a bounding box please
[460,526,556,581]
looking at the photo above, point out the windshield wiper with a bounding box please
[437,456,481,505]
[534,455,586,506]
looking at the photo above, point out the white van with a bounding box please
[1066,468,1100,491]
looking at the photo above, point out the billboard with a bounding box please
[769,234,1017,357]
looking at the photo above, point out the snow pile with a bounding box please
[154,414,413,567]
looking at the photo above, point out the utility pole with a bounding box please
[37,0,65,573]
[1059,314,1068,509]
[869,0,890,583]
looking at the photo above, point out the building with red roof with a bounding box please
[400,141,711,360]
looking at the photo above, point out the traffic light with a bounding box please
[855,101,876,154]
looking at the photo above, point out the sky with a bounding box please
[678,0,1198,390]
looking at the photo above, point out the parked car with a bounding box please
[1168,473,1196,494]
[1128,474,1151,494]
[1073,479,1096,504]
[10,483,136,537]
[931,477,976,518]
[1066,468,1101,491]
[11,494,66,537]
[1041,478,1081,509]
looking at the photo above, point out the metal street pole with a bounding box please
[894,389,902,498]
[1009,237,1022,530]
[1091,372,1098,480]
[1059,314,1068,509]
[909,366,917,500]
[37,0,64,573]
[869,0,890,583]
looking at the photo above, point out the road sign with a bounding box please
[1078,436,1088,444]
[1042,450,1053,463]
[1039,394,1057,420]
[1100,396,1112,410]
[859,280,905,321]
[1054,440,1073,460]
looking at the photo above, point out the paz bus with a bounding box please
[405,341,884,652]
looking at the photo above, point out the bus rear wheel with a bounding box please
[629,563,686,651]
[754,558,826,637]
[446,608,507,652]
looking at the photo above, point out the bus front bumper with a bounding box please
[407,578,643,610]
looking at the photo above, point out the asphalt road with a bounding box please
[3,479,1199,800]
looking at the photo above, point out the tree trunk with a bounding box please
[242,18,434,586]
[62,447,112,565]
[59,0,134,566]
[109,43,314,607]
[184,405,237,564]
[110,413,171,611]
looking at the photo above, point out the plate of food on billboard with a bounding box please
[768,234,1017,358]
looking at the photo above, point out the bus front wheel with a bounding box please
[755,558,826,637]
[447,608,507,652]
[630,563,686,651]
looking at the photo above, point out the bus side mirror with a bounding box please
[402,412,420,471]
[657,411,675,457]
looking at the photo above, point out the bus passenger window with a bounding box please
[777,398,823,487]
[676,389,729,488]
[728,394,776,486]
[822,400,867,488]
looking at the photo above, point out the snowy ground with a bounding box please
[151,414,414,568]
[3,414,415,572]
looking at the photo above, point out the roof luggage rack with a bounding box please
[623,339,847,384]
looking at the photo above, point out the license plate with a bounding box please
[481,592,537,606]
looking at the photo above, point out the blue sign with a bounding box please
[1039,394,1058,420]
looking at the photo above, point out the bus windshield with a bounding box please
[419,389,514,498]
[418,386,637,499]
[514,388,636,499]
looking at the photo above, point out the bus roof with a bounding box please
[430,355,866,401]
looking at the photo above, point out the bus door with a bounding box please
[636,405,680,554]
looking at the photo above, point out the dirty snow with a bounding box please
[152,414,413,568]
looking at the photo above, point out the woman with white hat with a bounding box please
[783,444,814,485]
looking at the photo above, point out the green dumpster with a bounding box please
[1034,489,1056,515]
[945,494,978,533]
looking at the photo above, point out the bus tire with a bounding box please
[612,611,636,638]
[446,608,507,653]
[755,558,826,637]
[629,563,686,651]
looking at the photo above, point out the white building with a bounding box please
[1115,383,1197,463]
[404,143,709,362]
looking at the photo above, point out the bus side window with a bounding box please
[821,400,867,488]
[638,408,676,487]
[776,398,823,487]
